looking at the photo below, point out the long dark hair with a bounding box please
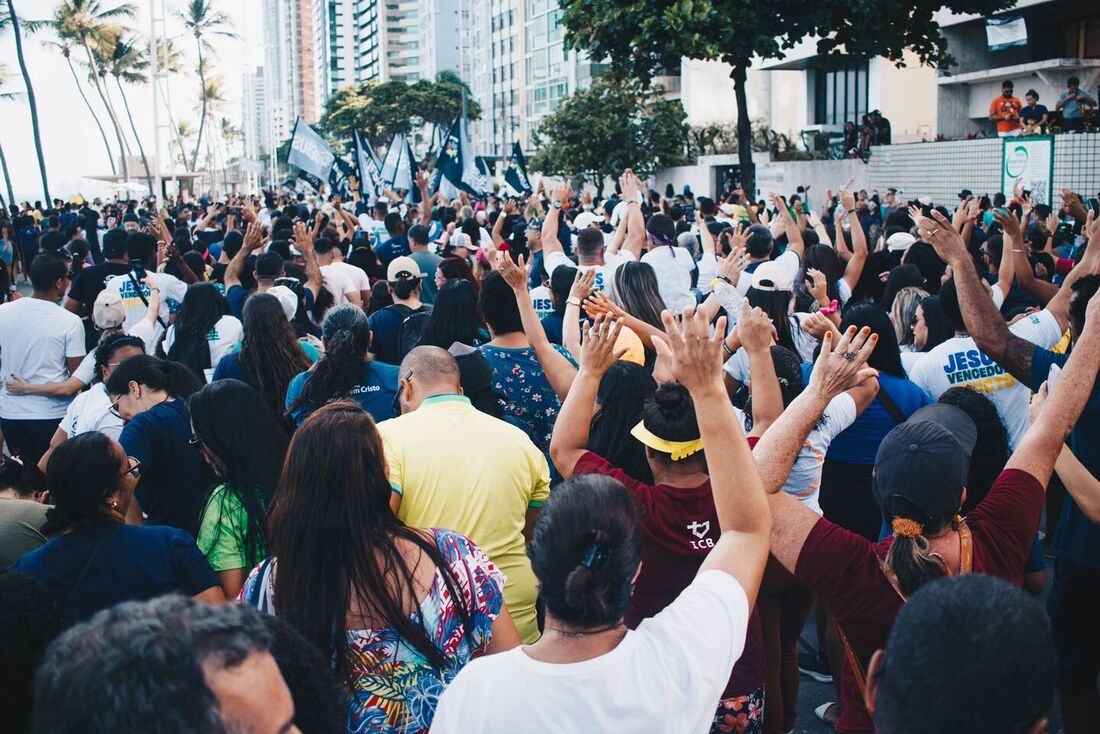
[167,283,229,381]
[743,346,807,430]
[43,432,121,534]
[747,287,798,355]
[239,294,311,419]
[528,474,642,627]
[840,303,907,379]
[287,304,370,418]
[189,380,289,569]
[589,362,657,483]
[268,401,473,677]
[917,295,953,352]
[938,387,1009,513]
[438,256,478,293]
[418,279,481,349]
[105,355,202,401]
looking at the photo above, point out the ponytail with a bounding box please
[288,304,371,416]
[884,514,952,597]
[105,355,202,400]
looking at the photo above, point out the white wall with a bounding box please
[655,153,870,200]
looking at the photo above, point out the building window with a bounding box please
[814,60,869,126]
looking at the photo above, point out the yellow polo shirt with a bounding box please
[378,394,550,643]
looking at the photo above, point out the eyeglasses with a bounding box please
[120,456,141,479]
[108,396,123,419]
[188,434,204,448]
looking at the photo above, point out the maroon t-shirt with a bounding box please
[794,468,1043,733]
[573,450,765,697]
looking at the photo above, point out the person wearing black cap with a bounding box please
[748,285,1100,733]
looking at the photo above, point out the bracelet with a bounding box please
[714,274,733,285]
[722,341,735,357]
[566,296,582,307]
[818,299,839,316]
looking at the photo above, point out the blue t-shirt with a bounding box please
[12,521,218,622]
[541,313,564,345]
[212,342,320,384]
[375,234,411,267]
[226,283,248,319]
[814,368,931,464]
[118,399,208,536]
[285,360,400,425]
[1033,347,1100,567]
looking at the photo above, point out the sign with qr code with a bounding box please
[1002,136,1054,205]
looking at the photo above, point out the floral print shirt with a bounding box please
[479,343,574,457]
[240,528,506,734]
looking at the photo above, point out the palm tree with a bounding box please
[107,34,154,194]
[175,120,195,169]
[0,64,21,207]
[152,36,189,173]
[1,4,50,202]
[44,37,116,174]
[53,0,136,182]
[178,0,236,172]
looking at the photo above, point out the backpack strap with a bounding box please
[875,385,907,425]
[837,623,868,698]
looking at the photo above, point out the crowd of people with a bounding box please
[989,77,1097,137]
[2,168,1100,734]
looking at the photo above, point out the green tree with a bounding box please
[54,0,136,182]
[107,34,154,194]
[2,3,50,202]
[529,75,691,196]
[560,0,1013,196]
[178,0,237,171]
[0,64,21,206]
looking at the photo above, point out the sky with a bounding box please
[0,0,263,202]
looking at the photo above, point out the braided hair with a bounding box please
[287,304,371,417]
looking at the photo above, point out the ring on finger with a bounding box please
[843,351,856,362]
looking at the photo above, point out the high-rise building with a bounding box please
[262,0,319,129]
[313,0,358,108]
[382,0,421,82]
[353,0,383,81]
[418,0,462,84]
[241,67,266,160]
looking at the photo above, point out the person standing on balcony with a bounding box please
[1055,76,1097,133]
[989,80,1023,137]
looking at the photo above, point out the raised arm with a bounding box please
[562,269,596,361]
[293,222,322,301]
[1009,293,1100,489]
[652,306,770,605]
[919,210,1036,386]
[1043,211,1100,328]
[416,171,432,228]
[738,302,782,436]
[492,199,516,248]
[550,313,627,477]
[540,182,571,258]
[225,221,263,291]
[619,171,645,261]
[769,193,804,262]
[838,188,868,290]
[1052,446,1100,523]
[496,252,577,400]
[582,290,665,350]
[993,210,1026,302]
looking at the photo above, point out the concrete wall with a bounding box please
[867,134,1100,208]
[654,153,870,201]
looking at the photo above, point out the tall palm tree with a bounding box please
[178,0,236,172]
[54,0,136,182]
[1,4,50,202]
[175,120,195,169]
[152,36,189,174]
[43,37,116,174]
[107,34,153,194]
[0,64,21,207]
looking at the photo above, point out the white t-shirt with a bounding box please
[432,570,749,734]
[723,314,819,385]
[641,246,696,314]
[102,271,188,345]
[909,308,1063,448]
[544,250,636,293]
[61,382,123,441]
[0,298,86,419]
[326,260,371,295]
[782,392,857,513]
[164,314,243,368]
[320,264,359,307]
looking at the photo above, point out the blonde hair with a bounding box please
[890,286,930,347]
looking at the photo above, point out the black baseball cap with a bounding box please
[958,189,973,199]
[873,404,977,523]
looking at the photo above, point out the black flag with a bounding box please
[504,142,532,194]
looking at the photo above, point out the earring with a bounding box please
[109,500,119,510]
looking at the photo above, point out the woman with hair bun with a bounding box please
[434,308,772,734]
[106,354,207,535]
[11,431,222,621]
[285,303,399,425]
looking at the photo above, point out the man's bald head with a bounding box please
[398,347,462,412]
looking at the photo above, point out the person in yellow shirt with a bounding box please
[379,346,551,642]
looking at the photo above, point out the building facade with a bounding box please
[313,0,358,108]
[241,67,266,160]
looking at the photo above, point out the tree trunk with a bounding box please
[78,37,130,183]
[0,137,14,209]
[191,38,207,171]
[115,76,154,196]
[65,53,116,175]
[730,64,755,200]
[6,0,50,203]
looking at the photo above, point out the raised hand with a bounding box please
[583,290,627,321]
[1062,189,1088,222]
[651,305,728,395]
[292,221,313,253]
[917,210,967,264]
[736,301,776,354]
[993,209,1023,243]
[806,267,829,304]
[579,313,628,376]
[568,268,597,303]
[807,326,879,399]
[243,220,264,252]
[494,251,528,291]
[716,249,746,284]
[838,188,856,213]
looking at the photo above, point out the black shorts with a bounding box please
[1048,556,1100,694]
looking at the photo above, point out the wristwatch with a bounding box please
[551,200,563,209]
[566,296,582,307]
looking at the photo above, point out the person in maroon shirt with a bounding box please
[749,288,1100,734]
[551,306,783,733]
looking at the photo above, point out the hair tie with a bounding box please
[819,299,839,316]
[892,517,924,538]
[581,542,610,570]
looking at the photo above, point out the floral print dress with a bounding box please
[240,528,506,734]
[479,343,575,455]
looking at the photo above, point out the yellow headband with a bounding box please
[630,421,704,461]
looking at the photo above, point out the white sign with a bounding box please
[1002,136,1053,205]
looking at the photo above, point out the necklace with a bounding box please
[543,622,626,638]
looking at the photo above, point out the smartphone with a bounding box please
[130,258,146,281]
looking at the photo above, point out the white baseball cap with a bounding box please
[572,211,601,229]
[93,289,126,329]
[751,261,793,292]
[266,285,299,321]
[387,255,425,281]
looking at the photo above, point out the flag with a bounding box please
[354,131,384,202]
[286,117,336,185]
[297,169,322,192]
[329,157,354,199]
[436,116,483,196]
[405,138,422,204]
[504,142,533,194]
[475,157,493,196]
[379,133,404,189]
[986,14,1027,51]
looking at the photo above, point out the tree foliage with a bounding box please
[529,75,692,191]
[319,73,481,148]
[559,0,1014,193]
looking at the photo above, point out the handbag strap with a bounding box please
[876,385,907,425]
[63,530,111,611]
[127,272,168,330]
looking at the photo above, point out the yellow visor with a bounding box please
[630,420,703,461]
